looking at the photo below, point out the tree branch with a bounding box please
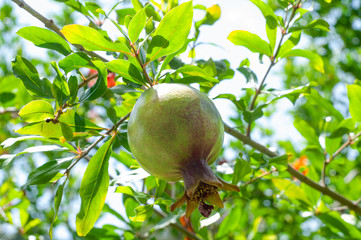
[11,0,109,62]
[65,112,131,174]
[246,0,302,137]
[224,122,361,215]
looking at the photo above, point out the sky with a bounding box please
[5,0,307,237]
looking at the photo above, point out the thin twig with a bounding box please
[11,0,109,62]
[246,0,302,137]
[224,122,361,215]
[321,132,361,187]
[65,112,131,174]
[243,168,277,186]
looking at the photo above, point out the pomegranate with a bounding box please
[127,83,239,217]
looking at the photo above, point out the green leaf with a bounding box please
[61,24,131,55]
[305,89,344,122]
[58,52,94,74]
[60,122,73,141]
[317,212,361,239]
[12,56,53,99]
[128,7,147,43]
[49,178,67,239]
[294,118,322,149]
[280,49,324,73]
[19,100,54,123]
[79,60,108,102]
[289,19,330,33]
[116,8,137,25]
[243,105,265,124]
[228,30,272,56]
[237,65,258,84]
[68,76,78,105]
[17,26,72,56]
[329,118,355,138]
[347,84,361,122]
[269,154,288,171]
[195,4,221,28]
[76,138,113,236]
[105,60,145,85]
[25,158,72,186]
[215,205,242,239]
[106,107,117,124]
[155,179,167,198]
[51,62,70,105]
[110,84,140,95]
[232,158,251,184]
[248,0,278,52]
[278,31,301,58]
[146,1,193,64]
[129,204,154,222]
[175,65,218,83]
[114,186,149,204]
[131,0,143,12]
[272,178,312,205]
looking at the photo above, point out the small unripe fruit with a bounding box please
[127,83,239,217]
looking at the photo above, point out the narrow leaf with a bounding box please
[347,84,361,122]
[232,158,251,184]
[17,26,72,56]
[281,49,324,73]
[61,24,131,55]
[25,158,72,186]
[12,56,53,99]
[129,204,154,222]
[146,1,193,64]
[228,30,272,56]
[49,178,67,239]
[76,138,113,236]
[128,8,147,43]
[278,31,301,58]
[79,60,108,102]
[19,100,54,123]
[105,60,144,85]
[58,52,94,74]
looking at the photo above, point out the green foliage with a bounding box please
[1,0,361,239]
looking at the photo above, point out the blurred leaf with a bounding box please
[110,84,140,95]
[155,178,167,198]
[317,212,361,239]
[243,105,265,124]
[114,186,149,204]
[228,30,272,56]
[272,178,312,205]
[116,8,136,25]
[237,65,258,84]
[347,84,361,122]
[129,204,154,222]
[215,205,242,239]
[61,24,131,54]
[289,19,330,33]
[269,154,288,171]
[146,1,193,64]
[49,178,66,239]
[329,118,355,138]
[248,0,278,52]
[19,100,54,123]
[175,65,218,83]
[195,4,221,28]
[12,56,53,99]
[232,158,251,184]
[267,83,312,104]
[58,52,94,74]
[25,158,72,186]
[128,7,147,43]
[76,137,113,236]
[294,118,322,149]
[60,122,73,141]
[17,26,72,56]
[106,60,145,85]
[281,49,324,73]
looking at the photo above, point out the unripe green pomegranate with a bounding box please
[127,83,239,217]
